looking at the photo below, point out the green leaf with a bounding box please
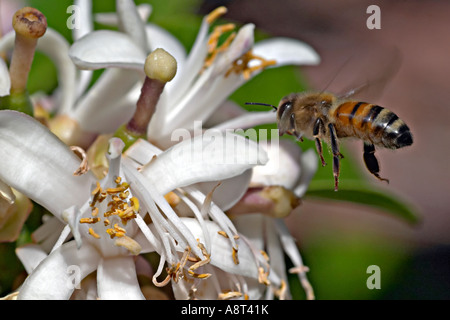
[305,180,420,224]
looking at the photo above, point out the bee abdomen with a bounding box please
[333,101,413,149]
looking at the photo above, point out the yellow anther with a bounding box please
[218,291,243,300]
[233,234,240,240]
[258,267,271,286]
[218,230,229,238]
[119,191,129,199]
[130,196,140,211]
[232,247,239,265]
[104,219,110,226]
[114,235,141,255]
[226,50,277,80]
[208,23,235,53]
[206,6,227,25]
[187,270,211,279]
[260,250,270,262]
[79,217,100,224]
[91,181,101,195]
[274,280,288,300]
[88,227,100,239]
[115,176,122,184]
[106,185,128,194]
[164,192,180,208]
[91,207,99,217]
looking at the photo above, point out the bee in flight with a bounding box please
[247,91,413,191]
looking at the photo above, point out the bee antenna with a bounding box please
[245,102,278,111]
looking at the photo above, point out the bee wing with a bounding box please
[322,46,402,102]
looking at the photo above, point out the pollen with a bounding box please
[81,175,142,246]
[218,230,229,238]
[232,247,239,265]
[225,50,277,80]
[203,15,237,71]
[88,227,100,239]
[218,291,243,300]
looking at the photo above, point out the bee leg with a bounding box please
[363,143,389,183]
[328,123,341,191]
[290,113,303,141]
[313,118,326,166]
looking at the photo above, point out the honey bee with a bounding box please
[247,91,413,191]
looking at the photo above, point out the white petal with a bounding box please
[0,111,95,219]
[117,0,149,52]
[204,100,246,127]
[251,139,303,190]
[18,241,101,300]
[72,0,93,40]
[145,23,186,87]
[253,37,320,67]
[95,4,152,26]
[141,131,268,195]
[166,14,210,106]
[294,149,318,197]
[36,28,78,116]
[69,30,146,70]
[194,169,252,211]
[15,244,48,274]
[73,68,141,133]
[232,214,265,251]
[97,256,145,300]
[0,58,10,96]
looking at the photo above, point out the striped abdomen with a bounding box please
[332,101,413,149]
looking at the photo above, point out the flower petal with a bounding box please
[0,58,11,96]
[117,0,150,52]
[251,140,303,190]
[97,256,145,300]
[18,241,101,300]
[36,28,78,115]
[194,169,252,211]
[69,30,146,70]
[95,3,152,26]
[0,111,95,219]
[294,149,318,197]
[145,23,186,74]
[141,131,268,195]
[15,244,48,274]
[253,37,320,67]
[73,68,141,133]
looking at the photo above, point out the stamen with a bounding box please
[114,235,141,255]
[164,192,180,208]
[218,291,243,300]
[91,207,99,217]
[204,25,236,70]
[218,230,229,238]
[187,270,211,279]
[232,247,239,265]
[274,280,288,300]
[88,227,100,239]
[206,6,227,25]
[70,146,89,176]
[225,50,277,80]
[258,266,271,286]
[79,217,100,224]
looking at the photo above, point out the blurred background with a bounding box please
[1,0,449,299]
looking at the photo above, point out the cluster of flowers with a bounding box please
[0,0,320,300]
